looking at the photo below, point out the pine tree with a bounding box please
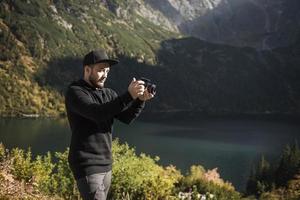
[246,155,273,197]
[246,165,257,195]
[275,141,300,187]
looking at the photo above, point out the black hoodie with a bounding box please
[65,79,145,179]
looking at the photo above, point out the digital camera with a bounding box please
[140,77,156,95]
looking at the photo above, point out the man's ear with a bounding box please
[84,65,91,75]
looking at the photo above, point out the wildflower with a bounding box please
[178,192,185,199]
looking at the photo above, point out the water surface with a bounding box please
[0,115,299,191]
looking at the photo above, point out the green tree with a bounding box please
[275,141,300,187]
[246,156,273,197]
[246,166,257,195]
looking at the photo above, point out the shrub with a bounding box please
[51,149,80,200]
[110,139,182,200]
[10,147,33,182]
[32,152,55,194]
[259,174,300,200]
[0,143,6,162]
[2,140,244,199]
[176,165,242,200]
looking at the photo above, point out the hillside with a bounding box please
[0,0,300,117]
[0,0,179,117]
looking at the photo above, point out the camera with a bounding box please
[140,77,156,95]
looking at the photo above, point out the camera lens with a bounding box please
[140,77,156,95]
[149,84,156,94]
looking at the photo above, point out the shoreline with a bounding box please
[139,111,300,123]
[0,111,299,124]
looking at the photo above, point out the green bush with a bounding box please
[32,152,56,194]
[51,149,80,200]
[110,139,182,200]
[1,140,245,199]
[0,143,6,162]
[10,147,33,182]
[176,165,242,200]
[10,148,57,193]
[259,174,300,200]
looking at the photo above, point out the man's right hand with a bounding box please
[128,78,145,99]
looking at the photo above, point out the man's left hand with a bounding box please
[138,90,154,101]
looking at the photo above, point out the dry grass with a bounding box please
[0,157,62,200]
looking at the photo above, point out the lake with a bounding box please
[0,115,299,191]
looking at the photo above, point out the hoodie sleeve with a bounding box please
[65,86,133,123]
[109,89,145,124]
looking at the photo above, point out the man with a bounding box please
[64,49,154,200]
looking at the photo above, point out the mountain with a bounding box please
[0,0,178,116]
[0,0,299,117]
[145,0,300,49]
[153,36,300,114]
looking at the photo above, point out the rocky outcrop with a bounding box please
[144,0,300,49]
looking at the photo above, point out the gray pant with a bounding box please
[76,171,112,200]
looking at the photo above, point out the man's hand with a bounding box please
[128,78,145,99]
[138,89,154,101]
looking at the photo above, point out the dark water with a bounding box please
[0,115,299,191]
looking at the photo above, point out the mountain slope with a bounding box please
[0,0,299,117]
[153,36,300,113]
[145,0,300,49]
[0,0,179,116]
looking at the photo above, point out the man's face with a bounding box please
[86,62,110,88]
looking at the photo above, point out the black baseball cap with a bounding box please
[83,49,119,66]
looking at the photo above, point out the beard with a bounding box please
[89,75,106,88]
